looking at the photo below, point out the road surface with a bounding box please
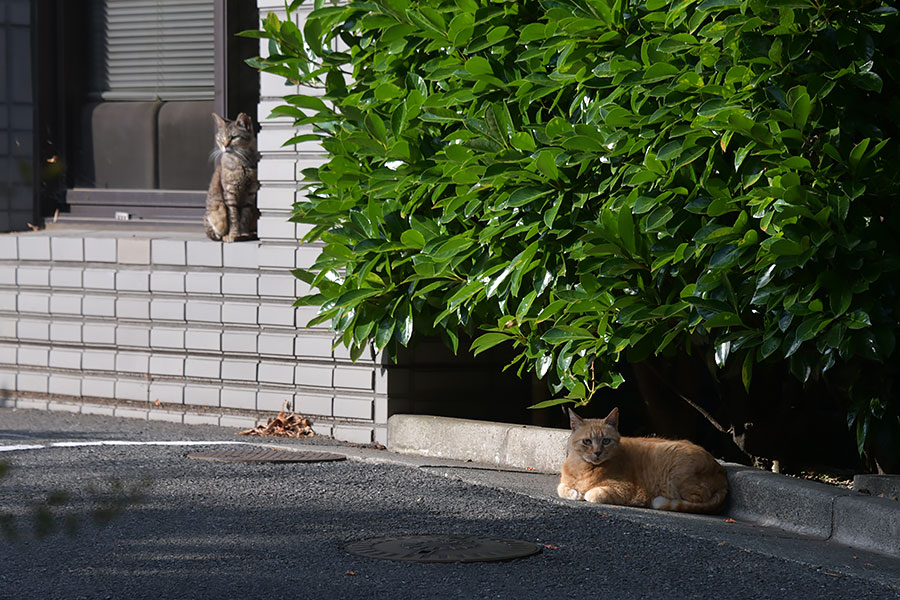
[0,408,897,599]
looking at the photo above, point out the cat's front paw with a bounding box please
[584,486,614,504]
[557,483,583,501]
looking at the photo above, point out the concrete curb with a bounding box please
[386,414,900,558]
[387,414,570,472]
[723,464,852,539]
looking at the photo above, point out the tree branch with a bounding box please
[641,362,732,436]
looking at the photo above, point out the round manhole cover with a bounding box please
[186,448,346,463]
[343,535,541,563]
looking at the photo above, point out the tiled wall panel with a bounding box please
[0,230,384,444]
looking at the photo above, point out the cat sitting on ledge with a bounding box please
[205,112,260,242]
[558,407,728,513]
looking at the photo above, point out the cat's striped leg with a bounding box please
[222,198,240,243]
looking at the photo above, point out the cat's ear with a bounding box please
[212,113,227,129]
[603,407,620,428]
[235,113,253,131]
[567,408,584,430]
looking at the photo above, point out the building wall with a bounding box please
[0,0,34,232]
[0,0,388,445]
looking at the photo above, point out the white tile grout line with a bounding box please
[0,441,251,453]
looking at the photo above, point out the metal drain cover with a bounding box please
[186,448,346,463]
[344,535,541,563]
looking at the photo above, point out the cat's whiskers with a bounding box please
[210,144,257,168]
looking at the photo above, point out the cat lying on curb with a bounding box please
[558,407,728,513]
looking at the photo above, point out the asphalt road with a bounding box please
[0,408,898,600]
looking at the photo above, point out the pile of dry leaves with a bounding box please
[239,408,315,438]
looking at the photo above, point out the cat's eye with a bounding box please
[601,438,611,446]
[581,439,592,447]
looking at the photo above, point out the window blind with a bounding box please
[90,0,215,101]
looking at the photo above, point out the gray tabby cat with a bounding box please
[205,112,260,242]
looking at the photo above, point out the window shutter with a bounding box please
[90,0,215,101]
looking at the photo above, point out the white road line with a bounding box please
[0,444,46,452]
[0,441,250,453]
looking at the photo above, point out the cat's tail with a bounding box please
[651,487,728,514]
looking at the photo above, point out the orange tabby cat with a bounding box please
[558,407,728,513]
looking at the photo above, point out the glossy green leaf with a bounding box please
[536,353,553,379]
[471,332,512,355]
[788,86,811,131]
[705,312,743,328]
[769,238,804,256]
[644,206,674,231]
[543,326,595,344]
[507,188,551,207]
[511,131,536,152]
[830,288,852,317]
[741,352,753,392]
[697,0,741,11]
[395,304,413,346]
[365,113,387,145]
[643,62,680,83]
[715,340,731,367]
[618,205,635,254]
[516,290,538,320]
[375,317,395,350]
[486,241,539,298]
[431,236,473,260]
[375,82,404,100]
[465,56,493,75]
[848,138,870,172]
[335,288,381,307]
[537,299,568,322]
[845,310,871,330]
[536,151,559,180]
[401,229,426,249]
[528,396,579,410]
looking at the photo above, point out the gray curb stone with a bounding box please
[388,414,570,472]
[833,495,900,557]
[387,414,900,559]
[724,464,853,539]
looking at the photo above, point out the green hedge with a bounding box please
[247,0,899,467]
